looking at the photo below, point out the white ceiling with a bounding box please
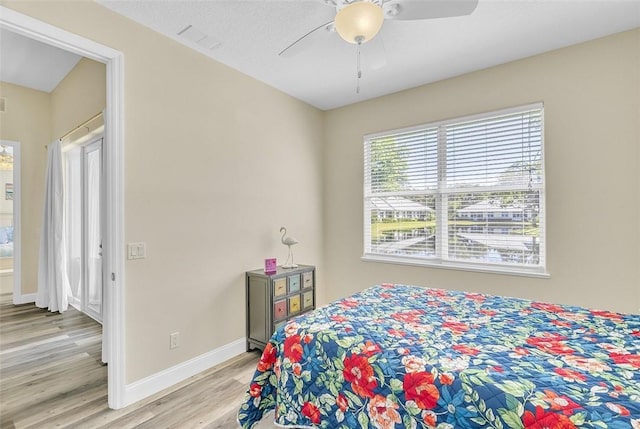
[2,2,637,107]
[97,0,640,110]
[0,28,82,93]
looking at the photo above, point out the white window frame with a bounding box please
[1,141,22,303]
[362,103,548,278]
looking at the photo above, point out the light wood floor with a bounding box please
[0,293,262,428]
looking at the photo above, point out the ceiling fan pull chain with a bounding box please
[356,39,362,94]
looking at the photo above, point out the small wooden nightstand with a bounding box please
[245,265,316,351]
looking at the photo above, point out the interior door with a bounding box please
[83,138,103,322]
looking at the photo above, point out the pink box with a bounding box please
[265,258,277,274]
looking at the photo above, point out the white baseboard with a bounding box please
[122,337,246,407]
[13,293,35,305]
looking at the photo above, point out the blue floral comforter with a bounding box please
[238,284,640,428]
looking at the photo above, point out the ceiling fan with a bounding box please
[279,0,479,56]
[279,0,479,91]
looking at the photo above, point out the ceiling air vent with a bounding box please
[177,25,221,50]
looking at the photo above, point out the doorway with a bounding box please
[1,5,125,408]
[65,136,103,323]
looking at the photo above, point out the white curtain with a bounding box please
[36,140,72,313]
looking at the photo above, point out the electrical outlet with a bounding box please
[170,332,180,349]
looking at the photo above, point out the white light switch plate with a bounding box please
[127,242,146,260]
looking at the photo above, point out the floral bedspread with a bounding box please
[238,284,640,428]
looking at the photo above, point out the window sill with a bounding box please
[361,254,550,279]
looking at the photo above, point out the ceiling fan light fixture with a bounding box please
[335,1,384,45]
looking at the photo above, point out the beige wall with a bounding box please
[324,29,640,314]
[2,1,325,383]
[51,57,106,139]
[0,82,50,294]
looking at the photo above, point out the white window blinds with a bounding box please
[364,104,545,274]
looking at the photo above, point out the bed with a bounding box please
[238,284,640,428]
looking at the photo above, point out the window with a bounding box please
[364,104,545,275]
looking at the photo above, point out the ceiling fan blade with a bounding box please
[384,0,479,20]
[362,35,387,71]
[279,20,335,58]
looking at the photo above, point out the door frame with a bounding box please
[0,140,21,303]
[0,6,126,409]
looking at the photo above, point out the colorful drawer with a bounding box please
[274,300,287,321]
[302,271,313,289]
[289,295,301,315]
[288,274,301,293]
[274,278,287,297]
[303,291,314,310]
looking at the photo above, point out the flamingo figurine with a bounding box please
[280,227,299,268]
